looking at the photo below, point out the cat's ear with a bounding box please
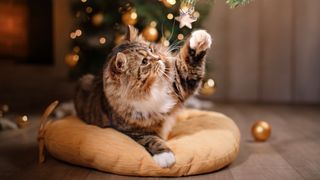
[114,52,127,72]
[125,25,138,42]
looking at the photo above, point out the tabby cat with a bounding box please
[74,26,212,168]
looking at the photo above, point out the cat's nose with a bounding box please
[151,56,161,62]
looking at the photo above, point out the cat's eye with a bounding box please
[142,58,148,65]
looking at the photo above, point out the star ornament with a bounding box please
[175,9,197,29]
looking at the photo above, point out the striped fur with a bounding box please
[74,26,212,168]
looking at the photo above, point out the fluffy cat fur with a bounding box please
[74,26,212,168]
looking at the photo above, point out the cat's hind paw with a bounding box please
[189,30,212,52]
[153,151,176,168]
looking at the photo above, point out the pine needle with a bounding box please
[226,0,253,8]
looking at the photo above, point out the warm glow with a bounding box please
[150,21,157,27]
[73,46,80,53]
[207,79,215,87]
[256,126,264,133]
[81,0,87,3]
[75,29,82,36]
[99,37,106,44]
[149,28,157,36]
[2,104,9,112]
[76,11,81,18]
[163,40,170,47]
[130,12,137,19]
[167,0,176,5]
[22,115,28,122]
[177,33,184,40]
[167,13,173,20]
[193,11,200,18]
[86,6,93,13]
[165,30,171,38]
[70,32,76,39]
[181,5,192,12]
[0,3,28,58]
[73,54,79,61]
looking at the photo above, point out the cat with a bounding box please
[74,25,212,168]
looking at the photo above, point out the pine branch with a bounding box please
[226,0,253,8]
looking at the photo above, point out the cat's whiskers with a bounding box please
[156,70,180,98]
[168,40,184,53]
[167,20,176,42]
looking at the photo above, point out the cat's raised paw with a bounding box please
[189,30,212,52]
[153,151,176,168]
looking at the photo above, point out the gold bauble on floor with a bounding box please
[251,120,271,142]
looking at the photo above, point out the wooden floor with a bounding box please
[1,103,320,180]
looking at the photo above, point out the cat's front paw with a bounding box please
[189,30,212,52]
[153,151,176,168]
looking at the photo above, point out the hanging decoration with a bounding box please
[122,9,138,25]
[142,21,159,42]
[175,0,198,29]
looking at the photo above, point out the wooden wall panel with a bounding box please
[260,0,293,102]
[204,0,230,100]
[206,0,320,103]
[227,2,260,101]
[293,0,320,103]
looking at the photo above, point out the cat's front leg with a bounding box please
[129,133,175,168]
[175,30,212,99]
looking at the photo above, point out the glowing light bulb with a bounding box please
[130,12,137,19]
[167,0,176,5]
[99,37,106,44]
[75,29,82,36]
[207,79,215,87]
[177,33,184,40]
[150,21,157,27]
[70,32,76,39]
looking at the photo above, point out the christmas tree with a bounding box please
[66,0,252,79]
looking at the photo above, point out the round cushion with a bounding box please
[41,109,240,176]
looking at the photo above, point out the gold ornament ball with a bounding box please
[122,10,138,25]
[16,115,30,129]
[142,26,158,42]
[251,120,271,142]
[65,53,79,67]
[162,0,176,8]
[200,78,216,96]
[92,13,104,26]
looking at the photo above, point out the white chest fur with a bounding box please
[130,83,176,116]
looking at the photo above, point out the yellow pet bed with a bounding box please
[38,101,240,177]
